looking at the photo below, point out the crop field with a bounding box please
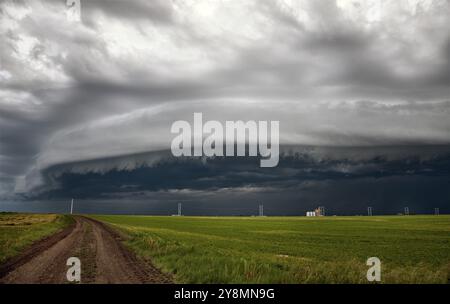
[92,215,450,284]
[0,213,73,264]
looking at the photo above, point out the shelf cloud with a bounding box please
[1,0,449,213]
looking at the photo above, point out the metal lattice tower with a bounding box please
[258,204,264,216]
[404,207,409,216]
[319,206,325,216]
[367,207,373,216]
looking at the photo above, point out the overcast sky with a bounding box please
[1,0,450,201]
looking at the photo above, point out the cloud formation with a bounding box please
[18,146,450,215]
[1,0,450,198]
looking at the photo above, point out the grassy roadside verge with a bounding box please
[91,215,450,284]
[0,213,73,264]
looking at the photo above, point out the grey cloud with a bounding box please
[1,0,450,198]
[82,0,175,25]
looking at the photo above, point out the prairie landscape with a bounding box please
[92,215,450,284]
[0,213,72,264]
[1,213,449,283]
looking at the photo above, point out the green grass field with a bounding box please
[0,213,73,264]
[93,215,450,284]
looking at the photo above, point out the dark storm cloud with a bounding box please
[22,145,450,195]
[1,0,450,199]
[19,145,450,215]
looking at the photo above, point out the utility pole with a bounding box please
[178,203,182,216]
[70,198,74,215]
[404,207,409,216]
[434,208,439,216]
[367,206,373,216]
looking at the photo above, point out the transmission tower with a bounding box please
[258,204,264,216]
[367,206,373,216]
[319,206,325,216]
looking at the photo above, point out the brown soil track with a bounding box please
[0,215,172,284]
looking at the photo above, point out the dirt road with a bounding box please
[0,216,171,284]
